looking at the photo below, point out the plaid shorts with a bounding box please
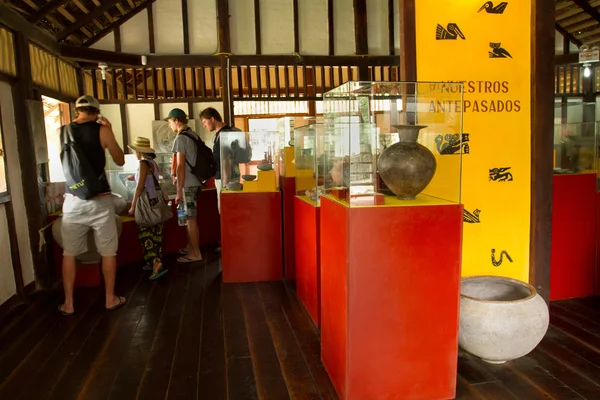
[183,186,200,219]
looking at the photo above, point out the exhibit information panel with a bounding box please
[416,0,532,281]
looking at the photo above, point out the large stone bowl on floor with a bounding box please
[458,276,549,364]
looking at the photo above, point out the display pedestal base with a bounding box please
[551,174,597,300]
[221,191,282,283]
[282,176,296,280]
[320,196,463,400]
[294,196,320,327]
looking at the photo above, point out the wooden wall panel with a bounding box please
[29,45,60,92]
[0,27,16,76]
[57,61,78,98]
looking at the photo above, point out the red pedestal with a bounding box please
[294,197,320,327]
[282,176,296,280]
[50,189,221,287]
[221,191,283,283]
[320,196,463,400]
[597,191,600,296]
[551,174,597,301]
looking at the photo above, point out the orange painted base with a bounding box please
[551,174,597,301]
[294,197,320,327]
[50,189,221,287]
[221,191,282,283]
[320,196,463,400]
[282,176,296,280]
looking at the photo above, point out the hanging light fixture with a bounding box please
[98,62,108,80]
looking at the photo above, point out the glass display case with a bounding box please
[553,122,597,175]
[322,81,463,207]
[220,130,280,193]
[294,123,325,205]
[277,116,296,177]
[106,152,176,201]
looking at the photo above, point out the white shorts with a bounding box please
[61,194,118,257]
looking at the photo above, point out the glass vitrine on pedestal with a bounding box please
[319,81,464,400]
[219,130,282,283]
[292,123,325,327]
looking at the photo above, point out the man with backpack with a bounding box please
[168,108,204,263]
[58,95,126,315]
[199,107,242,214]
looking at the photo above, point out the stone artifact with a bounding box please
[377,125,436,200]
[459,276,549,364]
[226,182,243,191]
[257,163,273,171]
[242,174,257,181]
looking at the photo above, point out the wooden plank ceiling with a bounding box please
[557,0,600,48]
[4,0,600,50]
[3,0,149,46]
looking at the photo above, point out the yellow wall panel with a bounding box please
[58,61,79,98]
[29,45,60,92]
[0,27,16,76]
[415,0,531,282]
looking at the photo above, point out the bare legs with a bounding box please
[186,219,202,260]
[59,254,125,313]
[59,255,77,314]
[102,255,125,308]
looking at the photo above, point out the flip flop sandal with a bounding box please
[142,264,153,271]
[149,268,169,280]
[106,296,127,311]
[177,248,189,256]
[177,255,202,263]
[58,305,74,316]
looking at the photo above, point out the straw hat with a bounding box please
[128,137,155,153]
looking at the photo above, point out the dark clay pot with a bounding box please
[377,125,436,200]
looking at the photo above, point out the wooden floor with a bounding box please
[0,251,599,400]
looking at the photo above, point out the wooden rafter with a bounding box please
[83,0,158,47]
[56,0,123,41]
[556,22,583,47]
[572,0,600,27]
[28,0,70,23]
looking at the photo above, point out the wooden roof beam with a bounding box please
[56,0,123,41]
[60,45,144,66]
[28,0,70,23]
[83,0,158,47]
[571,0,600,28]
[0,3,59,53]
[556,22,583,47]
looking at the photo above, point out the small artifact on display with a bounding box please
[226,182,243,191]
[377,125,437,200]
[242,174,257,181]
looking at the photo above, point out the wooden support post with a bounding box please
[120,103,129,149]
[182,0,190,54]
[12,33,52,289]
[354,0,368,56]
[148,2,156,53]
[529,0,555,303]
[254,0,261,54]
[217,0,233,125]
[399,0,416,81]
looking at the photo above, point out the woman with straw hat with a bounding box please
[127,137,168,280]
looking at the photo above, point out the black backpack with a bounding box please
[179,130,217,183]
[60,124,107,200]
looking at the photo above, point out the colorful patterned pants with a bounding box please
[137,223,163,266]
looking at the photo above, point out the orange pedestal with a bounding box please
[551,174,597,301]
[294,196,320,327]
[282,176,296,280]
[221,191,282,283]
[320,196,463,400]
